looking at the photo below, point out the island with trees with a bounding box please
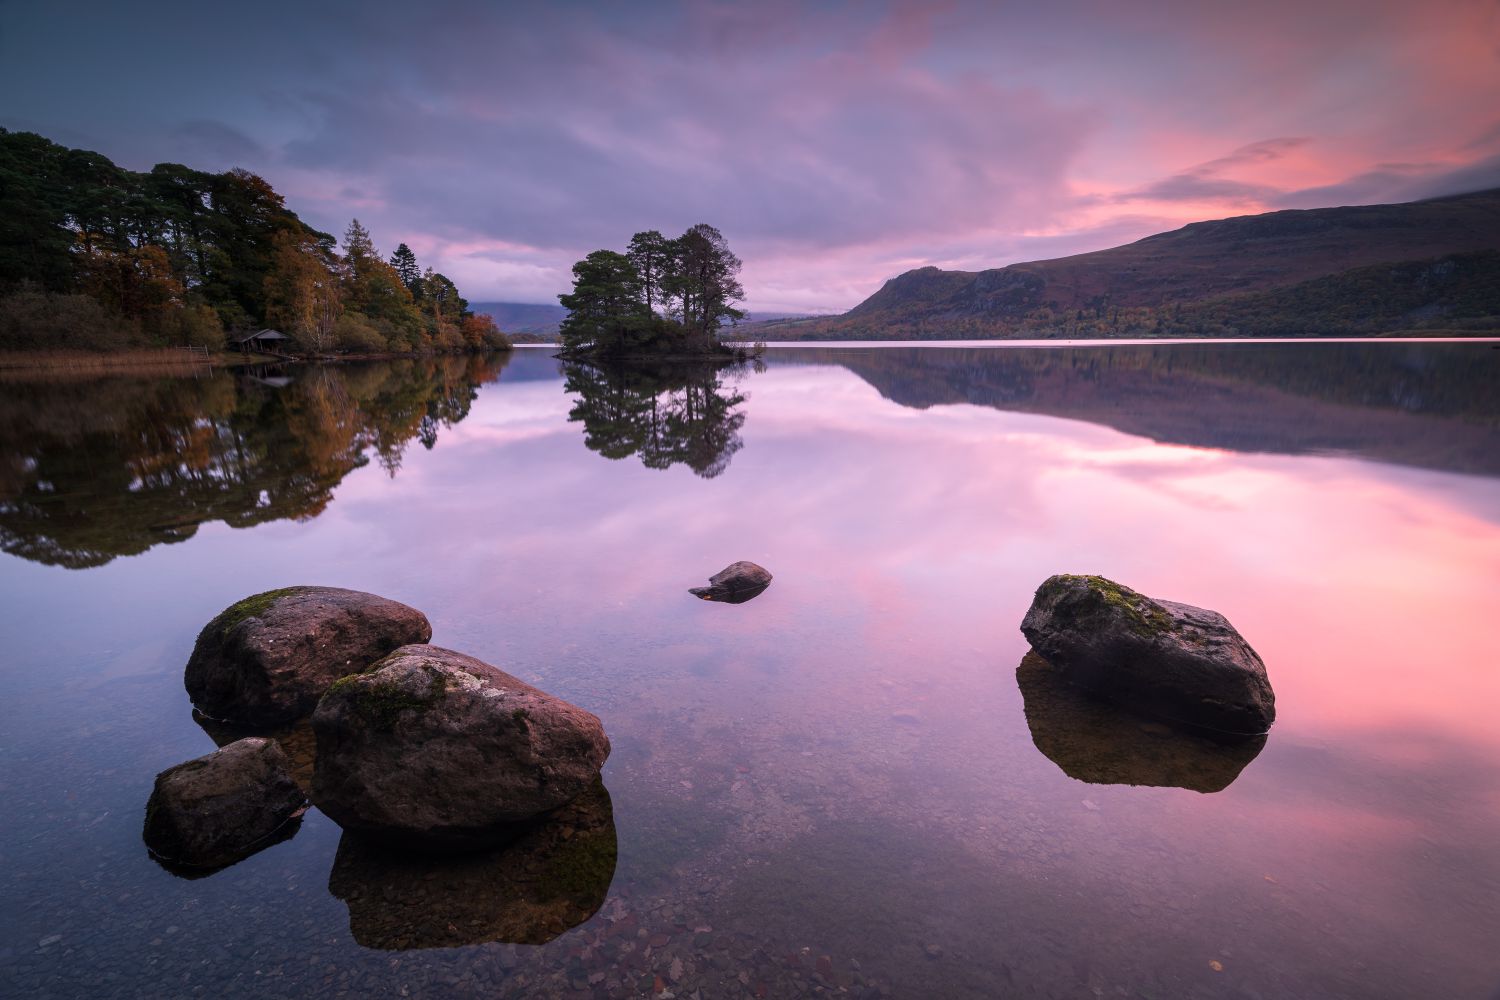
[557,224,762,360]
[0,129,509,361]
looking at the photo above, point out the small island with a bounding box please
[557,224,762,360]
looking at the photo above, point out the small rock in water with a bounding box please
[689,561,772,604]
[924,944,944,959]
[143,737,305,870]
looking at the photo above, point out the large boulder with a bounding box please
[1019,575,1275,737]
[689,560,773,603]
[311,644,611,852]
[185,586,432,726]
[143,737,306,870]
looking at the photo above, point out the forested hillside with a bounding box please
[0,129,507,354]
[765,189,1500,339]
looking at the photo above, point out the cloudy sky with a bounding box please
[3,0,1498,312]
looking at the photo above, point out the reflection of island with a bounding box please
[563,361,749,478]
[0,355,507,568]
[781,343,1500,478]
[1016,652,1265,793]
[327,779,617,949]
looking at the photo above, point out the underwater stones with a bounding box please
[143,737,306,870]
[185,586,432,726]
[1020,574,1275,737]
[1016,652,1265,792]
[311,644,611,852]
[689,561,773,603]
[327,778,618,949]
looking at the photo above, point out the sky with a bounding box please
[3,0,1498,313]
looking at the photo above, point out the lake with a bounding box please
[2,342,1498,999]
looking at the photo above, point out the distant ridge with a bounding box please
[765,188,1500,339]
[471,302,568,336]
[475,301,820,339]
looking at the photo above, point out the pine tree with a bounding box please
[390,243,420,292]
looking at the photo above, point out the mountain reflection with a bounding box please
[562,361,750,478]
[0,355,507,568]
[1016,652,1265,793]
[783,343,1500,478]
[327,778,617,950]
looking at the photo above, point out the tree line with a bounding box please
[0,128,508,354]
[558,224,756,358]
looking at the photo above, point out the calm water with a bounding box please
[2,343,1499,999]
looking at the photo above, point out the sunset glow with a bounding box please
[4,1,1496,312]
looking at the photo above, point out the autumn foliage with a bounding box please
[0,128,509,355]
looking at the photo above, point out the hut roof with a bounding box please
[235,328,291,343]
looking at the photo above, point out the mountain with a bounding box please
[764,189,1500,339]
[474,302,821,341]
[471,302,569,336]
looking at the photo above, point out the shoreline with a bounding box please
[0,346,514,376]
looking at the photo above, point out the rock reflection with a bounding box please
[0,354,509,568]
[149,816,304,880]
[327,778,617,949]
[562,361,749,478]
[1016,652,1265,793]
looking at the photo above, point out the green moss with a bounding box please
[345,667,447,731]
[214,587,303,639]
[1051,574,1174,638]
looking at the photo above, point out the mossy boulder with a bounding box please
[143,737,306,870]
[689,560,773,603]
[327,778,617,948]
[1019,575,1275,737]
[311,645,611,852]
[185,586,432,726]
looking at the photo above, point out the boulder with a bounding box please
[311,644,610,851]
[1019,575,1275,737]
[328,778,617,949]
[1016,652,1265,792]
[143,737,306,870]
[689,560,773,603]
[185,586,432,726]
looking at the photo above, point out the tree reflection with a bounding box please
[562,360,750,478]
[0,354,508,568]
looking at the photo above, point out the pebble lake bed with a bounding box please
[2,341,1499,998]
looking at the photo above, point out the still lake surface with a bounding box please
[2,342,1498,999]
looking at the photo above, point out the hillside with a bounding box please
[766,189,1500,339]
[472,302,570,336]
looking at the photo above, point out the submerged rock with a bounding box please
[689,560,773,603]
[311,644,610,851]
[327,778,617,949]
[193,710,317,793]
[143,737,306,870]
[185,586,432,726]
[1016,652,1265,792]
[1019,574,1275,737]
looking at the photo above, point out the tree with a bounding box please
[265,229,342,352]
[390,243,420,293]
[557,250,645,356]
[627,230,671,314]
[668,223,744,337]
